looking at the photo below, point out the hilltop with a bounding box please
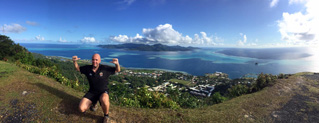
[98,43,198,51]
[1,61,318,122]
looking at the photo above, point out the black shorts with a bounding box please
[83,91,108,105]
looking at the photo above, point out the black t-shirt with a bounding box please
[80,64,115,94]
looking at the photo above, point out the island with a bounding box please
[97,43,198,51]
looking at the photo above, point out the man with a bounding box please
[73,54,120,123]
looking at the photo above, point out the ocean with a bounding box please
[20,43,319,79]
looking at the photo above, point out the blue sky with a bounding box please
[1,0,318,47]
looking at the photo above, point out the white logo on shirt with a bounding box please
[89,73,92,76]
[99,72,103,77]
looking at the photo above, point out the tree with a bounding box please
[227,84,249,98]
[253,73,277,91]
[255,73,266,91]
[0,35,29,61]
[209,92,227,104]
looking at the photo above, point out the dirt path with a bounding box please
[271,74,319,123]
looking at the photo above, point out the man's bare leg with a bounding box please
[99,93,110,115]
[100,93,110,123]
[79,98,92,113]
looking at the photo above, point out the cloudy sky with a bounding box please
[0,0,318,47]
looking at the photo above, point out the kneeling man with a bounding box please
[73,54,120,123]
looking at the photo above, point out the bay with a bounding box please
[20,43,319,79]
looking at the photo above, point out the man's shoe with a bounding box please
[90,104,98,112]
[103,115,109,123]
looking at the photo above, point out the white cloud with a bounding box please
[142,24,191,44]
[1,24,26,33]
[81,37,96,43]
[244,35,247,43]
[35,35,45,41]
[110,35,130,43]
[237,33,247,46]
[271,0,307,7]
[26,21,38,26]
[237,41,245,46]
[270,0,279,7]
[117,0,136,6]
[289,0,307,5]
[193,32,216,45]
[247,43,257,46]
[59,37,68,43]
[110,23,220,46]
[277,0,319,46]
[123,0,136,5]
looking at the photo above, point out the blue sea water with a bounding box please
[20,43,319,79]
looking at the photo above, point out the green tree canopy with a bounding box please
[0,35,26,59]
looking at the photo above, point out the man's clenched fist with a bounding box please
[72,56,81,62]
[110,58,119,65]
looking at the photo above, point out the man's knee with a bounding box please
[100,93,109,104]
[79,105,86,113]
[79,98,91,113]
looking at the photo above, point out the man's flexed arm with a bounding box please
[72,56,81,72]
[110,58,121,73]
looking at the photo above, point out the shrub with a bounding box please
[210,92,227,104]
[252,73,278,91]
[227,84,249,98]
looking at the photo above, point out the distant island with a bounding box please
[98,43,198,51]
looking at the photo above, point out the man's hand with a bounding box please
[110,58,119,65]
[72,56,81,72]
[110,58,120,73]
[72,56,81,62]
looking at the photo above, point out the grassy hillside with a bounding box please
[1,61,318,122]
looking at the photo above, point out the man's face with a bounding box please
[92,54,101,68]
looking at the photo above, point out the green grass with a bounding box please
[0,62,18,86]
[206,74,218,79]
[294,72,314,76]
[169,79,195,86]
[307,85,319,94]
[306,101,319,111]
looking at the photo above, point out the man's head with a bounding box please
[92,53,101,68]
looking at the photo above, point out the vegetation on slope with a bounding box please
[1,61,318,122]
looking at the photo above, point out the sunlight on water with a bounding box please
[151,49,257,64]
[247,47,319,72]
[305,47,319,72]
[108,52,138,57]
